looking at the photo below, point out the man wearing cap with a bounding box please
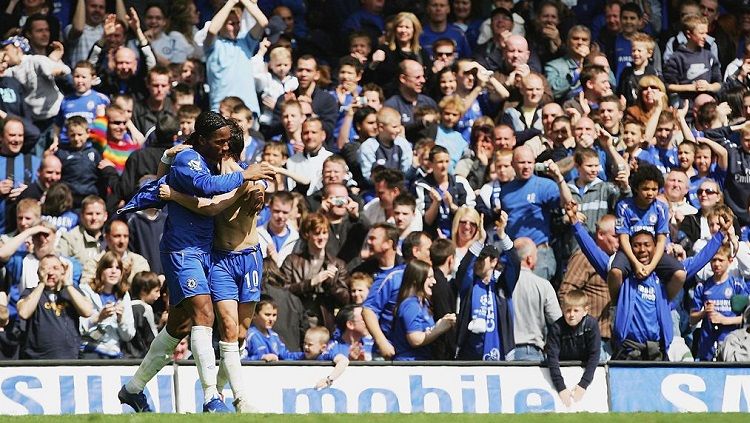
[455,211,520,361]
[1,35,70,152]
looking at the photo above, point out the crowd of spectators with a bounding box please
[0,0,750,386]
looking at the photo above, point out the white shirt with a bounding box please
[286,147,333,195]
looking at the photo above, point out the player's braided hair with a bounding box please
[187,111,228,145]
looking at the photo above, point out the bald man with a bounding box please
[99,46,156,100]
[384,59,438,132]
[496,146,573,281]
[663,169,698,217]
[18,155,62,202]
[559,214,619,355]
[511,236,562,361]
[474,16,542,73]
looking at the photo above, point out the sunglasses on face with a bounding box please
[698,188,718,195]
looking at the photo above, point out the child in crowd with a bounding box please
[348,31,372,67]
[545,290,601,407]
[274,100,306,155]
[405,138,434,191]
[40,182,78,233]
[54,61,110,143]
[218,96,245,120]
[690,245,750,361]
[331,56,365,149]
[55,116,117,207]
[245,296,304,361]
[433,96,467,172]
[358,107,412,182]
[663,15,722,103]
[609,164,686,292]
[177,105,200,139]
[688,140,728,208]
[644,111,680,174]
[415,145,475,239]
[261,141,289,192]
[255,45,298,129]
[122,271,161,359]
[302,326,351,389]
[620,120,649,171]
[676,140,697,178]
[618,33,659,107]
[231,105,265,164]
[349,272,373,305]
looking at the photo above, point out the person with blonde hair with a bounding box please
[369,12,427,93]
[625,74,667,126]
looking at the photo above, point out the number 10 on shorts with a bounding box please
[245,271,259,291]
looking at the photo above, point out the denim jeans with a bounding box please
[512,344,545,362]
[533,245,557,281]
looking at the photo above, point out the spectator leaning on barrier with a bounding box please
[545,290,601,407]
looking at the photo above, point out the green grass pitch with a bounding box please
[1,414,747,423]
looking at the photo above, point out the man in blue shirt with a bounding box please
[119,111,272,413]
[205,0,268,114]
[419,0,471,58]
[358,223,405,359]
[498,145,573,281]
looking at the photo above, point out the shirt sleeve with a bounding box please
[655,202,670,235]
[245,330,268,360]
[578,317,601,390]
[363,276,390,317]
[691,283,705,312]
[399,299,425,334]
[614,200,630,235]
[171,150,243,196]
[545,321,566,392]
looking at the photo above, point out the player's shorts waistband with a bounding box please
[213,244,261,255]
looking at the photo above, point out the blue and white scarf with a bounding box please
[471,279,502,361]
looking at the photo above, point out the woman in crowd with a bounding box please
[369,12,427,93]
[281,212,350,334]
[391,259,456,360]
[625,76,667,126]
[79,252,135,359]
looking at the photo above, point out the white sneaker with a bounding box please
[233,397,258,413]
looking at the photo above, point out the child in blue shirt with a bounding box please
[302,326,350,390]
[245,297,304,361]
[54,116,117,207]
[690,245,750,361]
[54,61,110,143]
[609,164,686,295]
[643,112,679,174]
